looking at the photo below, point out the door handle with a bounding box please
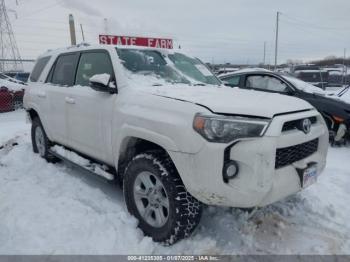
[37,92,46,98]
[65,97,75,104]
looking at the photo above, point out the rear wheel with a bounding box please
[31,117,57,162]
[123,151,202,245]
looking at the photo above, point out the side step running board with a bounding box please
[49,145,115,183]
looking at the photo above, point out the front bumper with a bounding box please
[170,110,328,208]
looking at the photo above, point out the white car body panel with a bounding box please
[171,110,328,207]
[64,86,115,162]
[46,85,70,145]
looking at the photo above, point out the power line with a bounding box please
[280,17,348,44]
[282,13,350,31]
[16,0,64,19]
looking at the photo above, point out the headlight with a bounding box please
[193,113,270,143]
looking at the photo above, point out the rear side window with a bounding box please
[75,52,114,86]
[246,75,288,93]
[30,56,51,82]
[50,53,79,86]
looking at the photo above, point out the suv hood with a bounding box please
[144,85,313,118]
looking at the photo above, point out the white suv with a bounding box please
[24,44,328,244]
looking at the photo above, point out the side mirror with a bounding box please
[89,74,118,94]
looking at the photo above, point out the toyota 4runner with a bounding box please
[24,43,328,244]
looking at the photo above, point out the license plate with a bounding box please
[302,165,318,188]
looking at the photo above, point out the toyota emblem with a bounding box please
[302,118,312,134]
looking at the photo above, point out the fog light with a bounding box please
[223,160,239,182]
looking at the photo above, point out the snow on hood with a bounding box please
[123,67,312,118]
[283,75,326,95]
[0,78,25,91]
[139,85,313,118]
[339,94,350,104]
[333,86,350,104]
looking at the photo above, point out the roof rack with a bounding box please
[67,42,91,49]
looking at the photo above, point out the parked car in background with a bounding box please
[215,67,240,77]
[220,70,350,144]
[0,78,26,111]
[0,73,25,85]
[4,72,16,78]
[0,86,13,112]
[293,65,329,90]
[324,68,344,87]
[14,72,30,83]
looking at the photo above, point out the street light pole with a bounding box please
[263,41,266,66]
[343,48,347,85]
[69,14,76,46]
[80,23,85,42]
[274,11,280,71]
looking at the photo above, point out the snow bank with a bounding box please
[0,111,349,254]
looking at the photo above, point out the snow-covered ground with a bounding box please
[0,110,349,255]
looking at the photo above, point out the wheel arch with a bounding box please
[117,136,179,180]
[27,108,40,121]
[26,107,54,141]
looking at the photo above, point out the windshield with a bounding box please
[282,75,326,94]
[116,48,220,86]
[168,53,221,85]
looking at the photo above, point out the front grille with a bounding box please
[282,117,317,132]
[275,138,319,169]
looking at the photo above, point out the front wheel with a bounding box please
[123,151,202,245]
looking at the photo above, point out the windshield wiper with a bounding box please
[338,85,350,97]
[193,83,206,86]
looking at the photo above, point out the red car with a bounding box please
[0,86,25,112]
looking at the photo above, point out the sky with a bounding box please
[4,0,350,68]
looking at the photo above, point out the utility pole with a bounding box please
[274,11,280,71]
[263,41,266,66]
[104,18,109,34]
[343,48,347,85]
[80,23,85,42]
[0,0,23,72]
[69,14,76,45]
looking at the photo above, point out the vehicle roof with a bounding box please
[39,43,180,58]
[219,69,277,78]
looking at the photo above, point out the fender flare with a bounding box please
[26,104,54,141]
[113,124,180,169]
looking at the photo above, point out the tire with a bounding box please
[123,151,202,245]
[31,117,57,162]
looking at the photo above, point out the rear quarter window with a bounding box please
[30,56,51,82]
